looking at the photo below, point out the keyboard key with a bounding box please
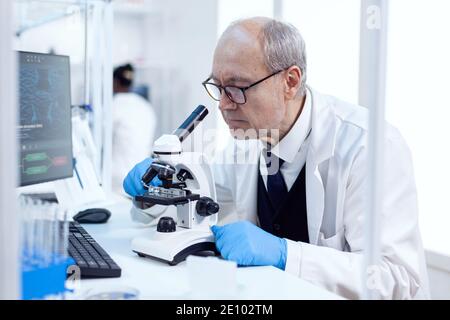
[67,222,121,278]
[97,260,109,269]
[76,260,88,268]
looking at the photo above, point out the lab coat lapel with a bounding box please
[306,88,337,245]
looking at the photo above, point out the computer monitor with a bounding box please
[18,51,73,187]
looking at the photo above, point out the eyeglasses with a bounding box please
[202,69,284,105]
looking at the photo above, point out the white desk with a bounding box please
[72,197,342,300]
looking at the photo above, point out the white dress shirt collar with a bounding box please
[269,88,312,164]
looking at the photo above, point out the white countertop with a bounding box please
[69,197,342,300]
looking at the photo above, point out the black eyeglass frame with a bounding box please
[202,69,285,105]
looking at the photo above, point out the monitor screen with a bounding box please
[18,51,73,186]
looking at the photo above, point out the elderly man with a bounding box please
[124,17,429,299]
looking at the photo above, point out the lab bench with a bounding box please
[71,197,342,300]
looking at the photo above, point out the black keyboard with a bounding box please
[68,222,121,278]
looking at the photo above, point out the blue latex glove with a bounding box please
[211,221,287,270]
[123,158,162,197]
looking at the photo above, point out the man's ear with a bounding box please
[284,66,302,99]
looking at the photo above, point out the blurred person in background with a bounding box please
[112,63,156,194]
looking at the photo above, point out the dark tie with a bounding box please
[265,150,288,211]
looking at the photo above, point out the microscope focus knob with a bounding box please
[196,197,219,217]
[157,217,176,233]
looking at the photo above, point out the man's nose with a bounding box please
[218,92,237,111]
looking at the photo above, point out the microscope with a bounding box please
[131,105,220,265]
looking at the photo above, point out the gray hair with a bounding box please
[224,18,308,97]
[260,19,308,97]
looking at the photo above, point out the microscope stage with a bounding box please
[135,192,200,206]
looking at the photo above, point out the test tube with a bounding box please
[57,207,69,261]
[18,195,30,267]
[19,196,71,271]
[26,197,34,267]
[25,197,37,267]
[51,204,59,263]
[42,202,53,267]
[33,198,44,267]
[28,197,38,267]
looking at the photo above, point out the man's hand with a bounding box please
[123,158,161,197]
[211,221,287,270]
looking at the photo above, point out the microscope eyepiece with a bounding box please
[142,106,209,189]
[172,105,209,142]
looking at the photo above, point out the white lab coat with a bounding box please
[112,92,156,194]
[131,87,429,300]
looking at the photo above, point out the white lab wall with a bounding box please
[112,0,219,154]
[283,0,361,105]
[13,12,86,105]
[151,0,219,150]
[218,0,273,32]
[112,15,147,66]
[386,0,450,256]
[385,0,450,299]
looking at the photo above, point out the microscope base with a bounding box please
[131,228,219,265]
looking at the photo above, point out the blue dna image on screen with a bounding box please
[18,51,73,186]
